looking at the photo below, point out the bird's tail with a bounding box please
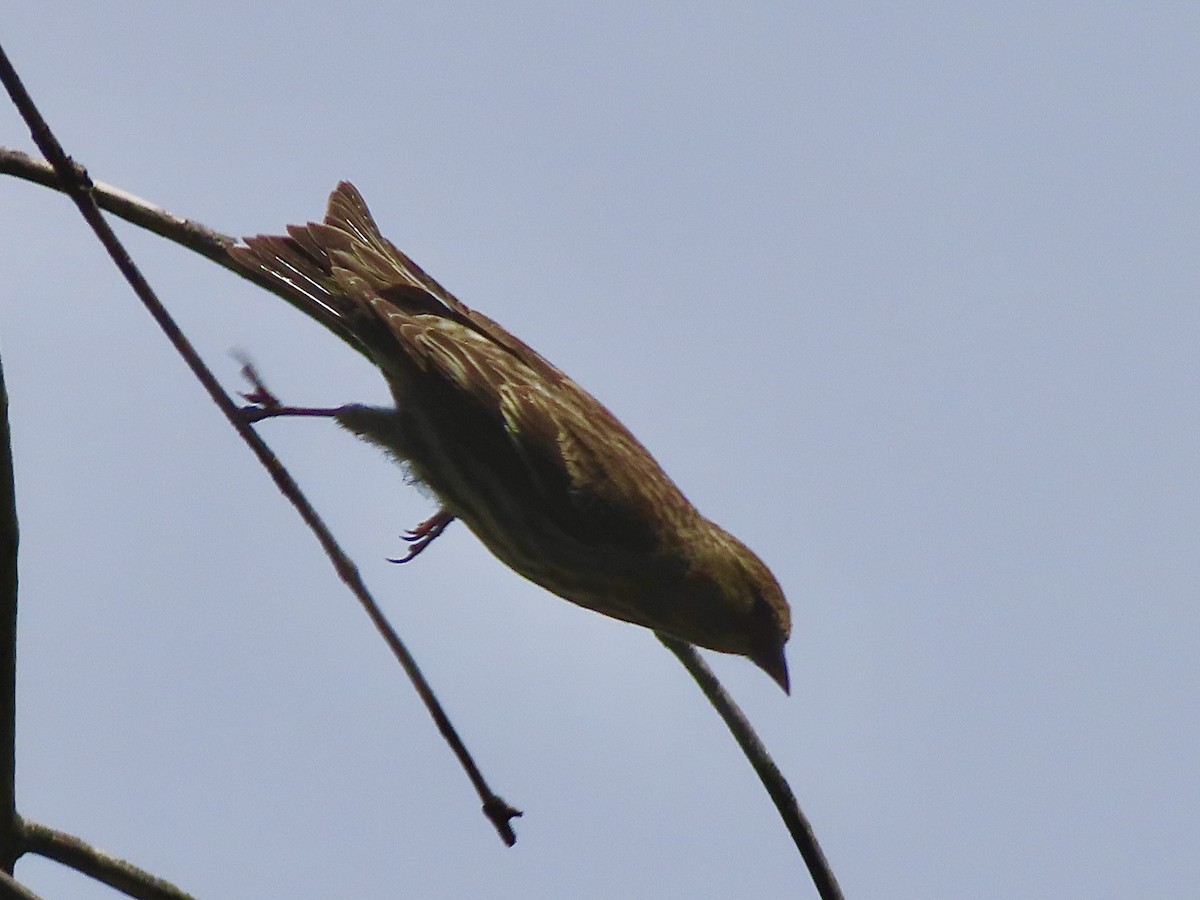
[229,183,560,381]
[228,182,463,357]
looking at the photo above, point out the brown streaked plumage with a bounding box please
[230,183,792,691]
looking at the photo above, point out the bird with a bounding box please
[229,182,792,691]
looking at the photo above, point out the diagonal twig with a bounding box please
[0,869,44,900]
[0,42,520,846]
[19,820,197,900]
[0,147,362,355]
[659,636,844,900]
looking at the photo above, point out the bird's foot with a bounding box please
[237,361,341,422]
[389,509,456,563]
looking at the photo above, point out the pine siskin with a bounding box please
[230,183,792,691]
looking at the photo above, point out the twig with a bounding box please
[0,869,44,900]
[0,43,519,846]
[0,357,18,875]
[658,635,844,900]
[20,819,196,900]
[0,147,363,356]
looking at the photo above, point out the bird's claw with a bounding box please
[389,509,456,563]
[238,361,284,411]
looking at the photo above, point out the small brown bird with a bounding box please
[230,183,792,691]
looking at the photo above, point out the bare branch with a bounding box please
[0,356,18,875]
[0,869,44,900]
[0,43,519,846]
[658,635,844,900]
[0,146,364,356]
[20,820,197,900]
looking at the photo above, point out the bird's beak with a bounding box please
[754,645,790,694]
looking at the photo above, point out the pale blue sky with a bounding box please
[2,4,1197,898]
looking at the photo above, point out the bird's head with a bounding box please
[680,523,792,693]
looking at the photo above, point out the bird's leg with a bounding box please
[389,509,456,564]
[238,360,283,409]
[241,404,345,423]
[237,361,342,422]
[238,360,455,560]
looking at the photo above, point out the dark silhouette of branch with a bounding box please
[0,869,44,900]
[0,357,17,877]
[0,147,363,357]
[20,820,197,900]
[659,635,844,900]
[0,43,520,847]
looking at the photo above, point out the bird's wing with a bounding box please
[367,298,691,550]
[322,183,574,385]
[234,183,696,550]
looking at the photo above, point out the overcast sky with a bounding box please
[2,4,1197,898]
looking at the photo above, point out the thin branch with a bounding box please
[658,635,844,900]
[0,147,363,356]
[0,356,18,875]
[19,820,196,900]
[0,869,44,900]
[0,44,519,845]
